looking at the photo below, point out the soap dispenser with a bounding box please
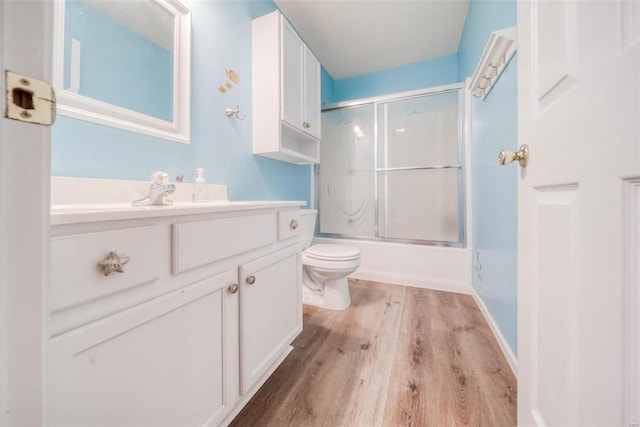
[193,168,209,203]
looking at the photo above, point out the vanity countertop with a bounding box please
[51,201,305,225]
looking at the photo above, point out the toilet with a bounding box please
[299,209,360,310]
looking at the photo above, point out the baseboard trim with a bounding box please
[350,269,471,295]
[470,287,518,378]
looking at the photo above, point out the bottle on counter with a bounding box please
[193,168,209,203]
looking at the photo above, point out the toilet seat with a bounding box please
[304,244,360,262]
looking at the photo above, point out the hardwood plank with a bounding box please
[381,286,435,427]
[341,279,406,425]
[451,293,517,425]
[230,280,517,427]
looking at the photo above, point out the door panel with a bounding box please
[518,0,640,425]
[531,186,579,426]
[624,178,640,427]
[0,1,52,424]
[533,0,578,105]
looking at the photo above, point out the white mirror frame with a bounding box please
[52,0,191,144]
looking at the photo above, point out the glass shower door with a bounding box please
[318,105,376,237]
[318,87,464,245]
[376,91,462,243]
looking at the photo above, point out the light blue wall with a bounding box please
[321,66,335,107]
[52,1,310,204]
[458,0,518,356]
[328,55,459,103]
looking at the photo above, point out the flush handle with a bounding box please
[246,275,256,285]
[499,144,529,168]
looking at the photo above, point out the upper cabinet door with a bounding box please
[303,48,321,140]
[281,19,304,131]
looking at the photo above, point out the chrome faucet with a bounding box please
[132,171,176,206]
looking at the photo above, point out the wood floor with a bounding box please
[230,279,517,427]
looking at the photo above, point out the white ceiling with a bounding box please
[274,0,470,80]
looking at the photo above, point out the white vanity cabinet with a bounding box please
[252,10,321,164]
[239,245,301,394]
[47,205,303,426]
[47,269,237,427]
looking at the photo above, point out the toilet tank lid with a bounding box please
[305,244,360,260]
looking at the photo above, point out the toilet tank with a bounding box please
[299,209,317,249]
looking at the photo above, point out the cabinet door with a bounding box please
[46,270,238,427]
[281,18,304,131]
[303,47,321,140]
[239,245,301,394]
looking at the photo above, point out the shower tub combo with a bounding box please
[314,83,471,293]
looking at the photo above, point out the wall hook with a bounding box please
[225,106,246,120]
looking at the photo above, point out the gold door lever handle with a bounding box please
[499,144,529,167]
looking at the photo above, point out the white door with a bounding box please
[518,1,640,426]
[0,1,52,425]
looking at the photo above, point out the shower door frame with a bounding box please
[315,82,466,248]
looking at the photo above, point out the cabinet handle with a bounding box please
[228,283,239,294]
[97,251,130,276]
[290,219,299,230]
[246,275,256,285]
[303,122,311,129]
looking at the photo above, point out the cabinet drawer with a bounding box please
[277,210,300,241]
[173,213,276,273]
[51,226,162,313]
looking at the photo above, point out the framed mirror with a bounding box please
[52,0,191,143]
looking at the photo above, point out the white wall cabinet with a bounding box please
[47,206,302,426]
[252,10,321,164]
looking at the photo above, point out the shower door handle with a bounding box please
[499,144,529,168]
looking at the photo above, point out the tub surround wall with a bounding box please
[315,237,470,294]
[52,0,310,205]
[458,0,518,367]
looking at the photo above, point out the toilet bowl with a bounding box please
[299,210,360,310]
